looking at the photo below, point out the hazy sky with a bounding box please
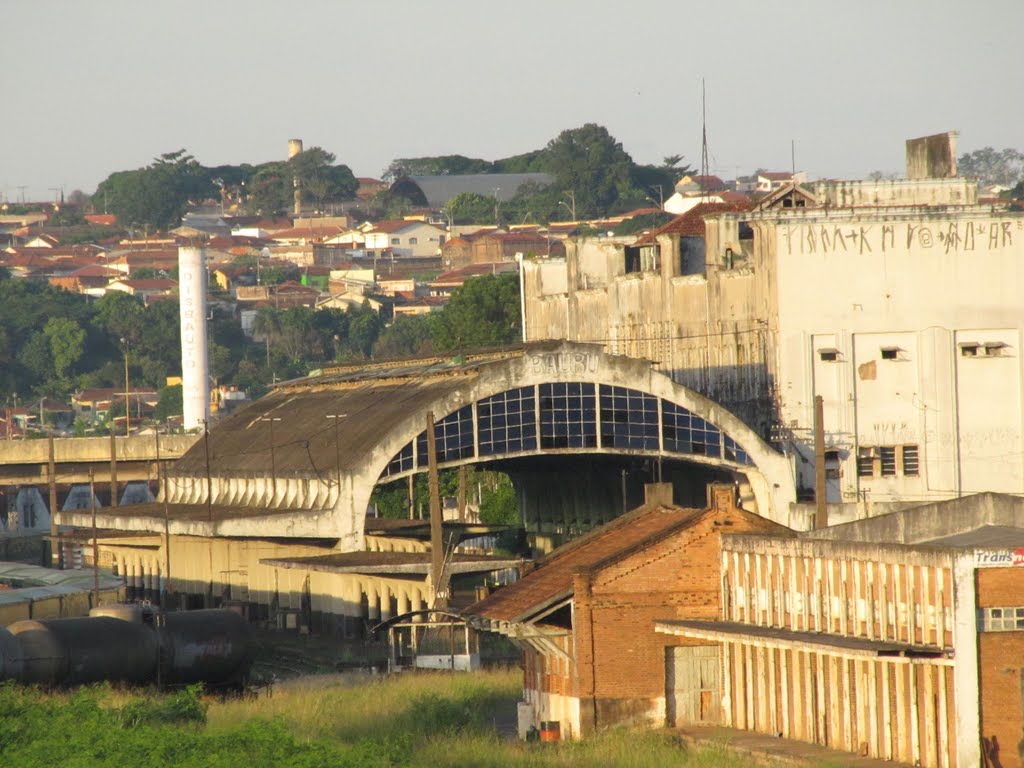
[4,0,1022,202]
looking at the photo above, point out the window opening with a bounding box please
[902,445,919,476]
[478,387,538,456]
[879,446,897,476]
[818,348,840,362]
[539,383,597,449]
[599,385,659,450]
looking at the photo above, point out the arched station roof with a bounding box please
[158,342,794,548]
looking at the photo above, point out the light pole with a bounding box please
[120,337,130,435]
[559,190,576,221]
[325,413,347,489]
[258,414,282,501]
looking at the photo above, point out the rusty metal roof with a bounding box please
[463,503,707,624]
[171,348,527,478]
[261,550,523,576]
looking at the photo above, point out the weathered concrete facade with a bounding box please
[522,177,1024,507]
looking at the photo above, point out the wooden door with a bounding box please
[666,645,721,727]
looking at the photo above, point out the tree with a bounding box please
[93,150,212,230]
[94,291,146,346]
[153,384,183,423]
[539,123,637,218]
[288,147,358,209]
[958,147,1024,187]
[44,317,87,379]
[478,474,519,525]
[375,315,434,358]
[430,273,520,353]
[443,192,498,225]
[382,154,494,182]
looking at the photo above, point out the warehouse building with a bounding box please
[656,492,1024,768]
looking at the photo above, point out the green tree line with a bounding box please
[0,271,521,425]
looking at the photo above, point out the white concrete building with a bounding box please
[521,148,1024,515]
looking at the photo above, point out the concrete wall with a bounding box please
[522,196,1024,510]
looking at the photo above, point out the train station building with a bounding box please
[53,341,796,633]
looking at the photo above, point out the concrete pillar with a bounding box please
[397,589,410,618]
[953,555,981,768]
[379,585,393,623]
[125,560,136,601]
[366,585,380,622]
[573,571,597,737]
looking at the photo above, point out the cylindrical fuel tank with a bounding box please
[0,626,24,682]
[159,609,253,686]
[89,604,148,623]
[8,617,158,686]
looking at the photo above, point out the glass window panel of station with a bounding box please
[478,387,538,456]
[416,405,475,464]
[723,435,754,465]
[382,441,414,478]
[539,382,597,449]
[599,385,659,450]
[661,401,722,458]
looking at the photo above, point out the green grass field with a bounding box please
[0,670,776,767]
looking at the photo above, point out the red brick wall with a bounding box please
[574,509,780,726]
[977,567,1024,768]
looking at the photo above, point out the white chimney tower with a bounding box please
[178,245,210,430]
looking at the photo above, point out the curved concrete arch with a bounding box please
[342,344,795,544]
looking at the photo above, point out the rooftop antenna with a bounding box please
[791,139,796,177]
[700,79,710,201]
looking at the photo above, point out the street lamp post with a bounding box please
[258,415,282,501]
[558,190,577,221]
[325,414,347,490]
[120,338,130,435]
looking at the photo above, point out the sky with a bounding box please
[3,0,1023,203]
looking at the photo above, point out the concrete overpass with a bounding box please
[0,435,199,533]
[0,435,199,485]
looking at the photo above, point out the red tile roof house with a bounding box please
[464,483,791,740]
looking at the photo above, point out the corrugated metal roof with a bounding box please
[0,561,122,606]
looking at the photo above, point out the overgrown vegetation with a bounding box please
[372,469,519,525]
[0,672,777,767]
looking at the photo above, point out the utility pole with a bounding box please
[814,395,828,530]
[120,338,131,435]
[326,413,347,490]
[156,426,171,608]
[426,412,447,610]
[48,435,61,569]
[258,415,282,502]
[201,419,213,521]
[109,431,119,508]
[90,468,99,607]
[457,465,467,522]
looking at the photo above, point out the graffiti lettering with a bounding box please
[785,220,1015,256]
[529,352,599,376]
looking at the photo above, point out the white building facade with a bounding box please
[522,176,1024,513]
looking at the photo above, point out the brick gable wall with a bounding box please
[977,567,1024,768]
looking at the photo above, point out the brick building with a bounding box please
[464,483,791,738]
[658,493,1024,768]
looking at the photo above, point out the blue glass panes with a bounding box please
[416,405,475,464]
[479,387,538,456]
[661,401,722,458]
[382,441,414,477]
[724,434,753,465]
[539,382,597,449]
[599,385,659,450]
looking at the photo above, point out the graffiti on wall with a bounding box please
[782,220,1021,256]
